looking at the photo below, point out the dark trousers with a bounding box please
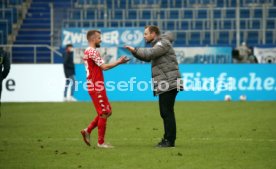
[64,75,75,98]
[158,89,178,144]
[0,79,2,101]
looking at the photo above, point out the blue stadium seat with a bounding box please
[268,8,276,18]
[118,0,127,8]
[175,0,182,8]
[247,31,259,45]
[180,20,189,29]
[8,0,23,5]
[85,0,105,6]
[189,32,200,45]
[194,21,203,30]
[11,8,18,23]
[141,10,151,19]
[167,21,175,30]
[240,20,247,29]
[226,9,235,18]
[10,0,276,55]
[187,0,197,7]
[222,20,233,30]
[128,10,137,19]
[96,21,104,27]
[86,11,95,19]
[16,35,49,41]
[203,32,211,45]
[150,21,158,26]
[161,1,169,8]
[147,0,159,5]
[25,12,50,19]
[240,9,250,18]
[54,0,73,8]
[83,21,90,27]
[217,0,225,7]
[71,10,81,19]
[197,9,208,19]
[64,21,76,27]
[18,29,50,36]
[214,10,222,19]
[114,10,123,19]
[97,10,105,20]
[21,23,50,29]
[251,20,261,29]
[267,19,275,29]
[125,21,133,27]
[0,9,13,33]
[110,21,119,27]
[176,32,186,41]
[0,20,8,44]
[0,30,3,44]
[174,32,186,46]
[23,19,50,24]
[14,40,50,45]
[169,10,179,19]
[265,31,273,44]
[254,9,263,18]
[12,47,51,63]
[158,10,166,19]
[28,8,50,13]
[183,10,193,19]
[138,21,147,27]
[217,31,230,45]
[230,0,236,7]
[77,0,85,5]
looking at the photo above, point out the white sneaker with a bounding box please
[63,97,68,102]
[97,143,114,148]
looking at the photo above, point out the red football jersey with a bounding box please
[83,47,105,92]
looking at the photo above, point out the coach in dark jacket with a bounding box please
[63,44,76,101]
[0,47,10,101]
[125,26,182,147]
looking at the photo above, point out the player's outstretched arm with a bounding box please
[100,56,129,71]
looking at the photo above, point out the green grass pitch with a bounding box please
[0,102,275,169]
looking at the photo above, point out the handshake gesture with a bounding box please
[116,45,136,64]
[117,56,130,64]
[112,45,136,66]
[124,46,135,53]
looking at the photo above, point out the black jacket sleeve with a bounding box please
[2,52,10,79]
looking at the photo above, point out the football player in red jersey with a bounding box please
[81,30,129,148]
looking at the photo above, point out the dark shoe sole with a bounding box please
[80,130,90,146]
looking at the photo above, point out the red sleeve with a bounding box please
[87,49,104,66]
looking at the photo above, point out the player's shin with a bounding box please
[87,116,99,133]
[98,117,107,144]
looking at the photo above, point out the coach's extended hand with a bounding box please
[124,46,135,53]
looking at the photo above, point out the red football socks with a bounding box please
[87,116,99,134]
[98,117,107,144]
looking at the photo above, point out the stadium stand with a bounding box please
[60,0,275,47]
[0,0,276,63]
